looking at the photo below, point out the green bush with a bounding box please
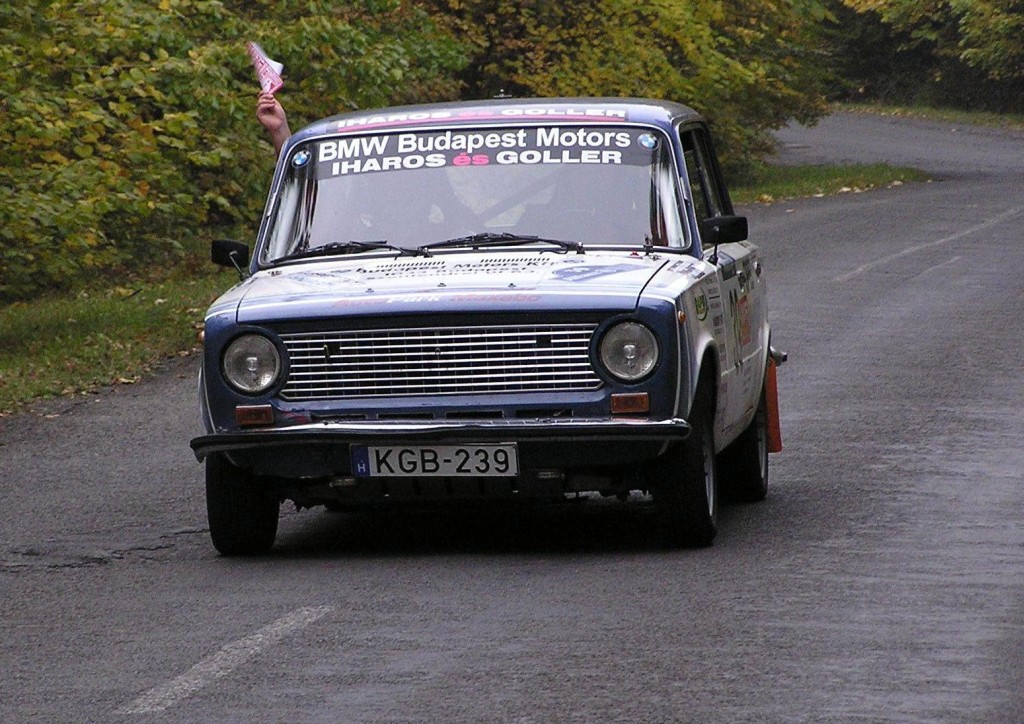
[0,0,467,302]
[831,0,1024,112]
[421,0,831,177]
[1,0,835,302]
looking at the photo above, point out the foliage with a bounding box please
[0,0,467,302]
[836,0,1024,110]
[952,0,1024,81]
[844,0,1024,80]
[418,0,832,175]
[823,2,937,100]
[2,0,836,302]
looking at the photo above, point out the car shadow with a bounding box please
[269,495,750,559]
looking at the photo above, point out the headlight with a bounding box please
[222,334,281,394]
[599,322,659,382]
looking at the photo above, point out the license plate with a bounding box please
[351,444,519,477]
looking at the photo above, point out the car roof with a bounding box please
[288,97,705,144]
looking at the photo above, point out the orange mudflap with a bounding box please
[766,357,783,453]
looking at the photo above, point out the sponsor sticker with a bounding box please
[312,127,662,179]
[334,106,628,132]
[694,292,709,321]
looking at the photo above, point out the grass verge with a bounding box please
[730,162,930,205]
[0,159,932,415]
[838,102,1024,132]
[0,269,237,415]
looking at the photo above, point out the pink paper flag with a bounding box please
[247,42,284,94]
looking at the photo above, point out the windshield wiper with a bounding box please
[419,232,584,255]
[281,240,422,261]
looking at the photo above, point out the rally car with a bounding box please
[190,97,784,555]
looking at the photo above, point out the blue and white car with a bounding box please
[190,98,784,555]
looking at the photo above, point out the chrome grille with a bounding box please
[278,323,602,400]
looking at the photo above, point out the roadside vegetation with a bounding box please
[3,0,1022,414]
[840,103,1024,132]
[0,269,230,414]
[729,161,930,205]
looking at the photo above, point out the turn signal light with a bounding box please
[610,392,649,415]
[236,404,274,427]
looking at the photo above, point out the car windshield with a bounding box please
[260,124,687,264]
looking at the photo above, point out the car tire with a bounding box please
[653,388,718,548]
[206,453,279,556]
[719,371,769,503]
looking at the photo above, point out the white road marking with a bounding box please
[118,605,334,715]
[834,206,1023,282]
[917,255,962,277]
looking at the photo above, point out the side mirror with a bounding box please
[699,215,748,246]
[211,239,249,278]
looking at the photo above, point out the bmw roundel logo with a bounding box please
[638,133,658,149]
[292,150,311,167]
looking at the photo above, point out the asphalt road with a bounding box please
[2,112,1023,722]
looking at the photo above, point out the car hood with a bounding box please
[221,251,674,322]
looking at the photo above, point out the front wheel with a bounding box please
[206,453,279,556]
[652,391,718,548]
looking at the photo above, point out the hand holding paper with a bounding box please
[247,42,284,94]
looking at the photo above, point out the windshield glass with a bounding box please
[260,124,687,264]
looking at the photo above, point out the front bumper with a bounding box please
[190,418,690,474]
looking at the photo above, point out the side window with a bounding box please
[680,129,725,223]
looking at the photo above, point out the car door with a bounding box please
[679,126,768,447]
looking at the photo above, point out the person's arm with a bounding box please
[256,91,291,158]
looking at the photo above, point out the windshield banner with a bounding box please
[311,127,663,179]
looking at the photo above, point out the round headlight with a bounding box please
[222,334,281,394]
[599,322,659,382]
